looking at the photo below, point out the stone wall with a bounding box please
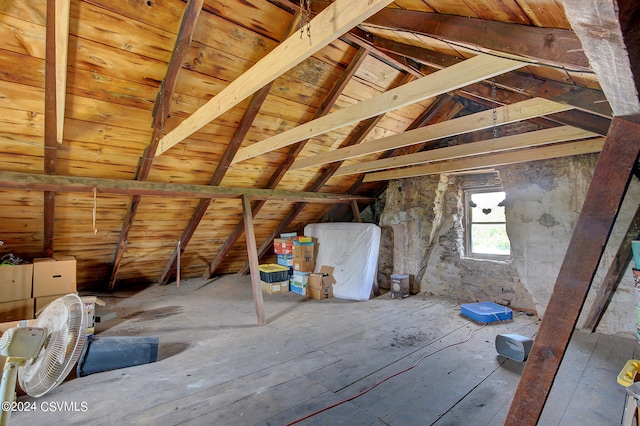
[378,154,640,337]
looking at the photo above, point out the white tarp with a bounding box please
[304,223,381,301]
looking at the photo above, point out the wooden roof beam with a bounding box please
[202,47,376,279]
[362,138,605,182]
[233,54,526,164]
[158,15,302,286]
[108,0,205,290]
[0,171,371,204]
[359,32,611,118]
[155,0,394,156]
[340,126,598,176]
[360,7,590,71]
[293,97,571,171]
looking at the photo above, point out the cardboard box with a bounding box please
[292,270,310,285]
[81,296,106,335]
[0,264,33,302]
[292,241,315,262]
[289,281,307,296]
[277,254,293,267]
[308,266,336,288]
[33,256,77,297]
[293,261,315,272]
[261,280,289,295]
[0,299,34,322]
[309,286,333,300]
[308,265,336,300]
[273,239,293,255]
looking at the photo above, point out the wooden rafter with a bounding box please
[202,47,373,279]
[155,0,394,156]
[232,54,525,164]
[238,94,463,274]
[0,171,371,204]
[108,0,204,290]
[361,7,590,71]
[357,32,611,118]
[55,0,70,144]
[323,95,465,222]
[43,0,58,257]
[362,138,605,182]
[292,97,572,171]
[337,126,598,176]
[158,16,301,286]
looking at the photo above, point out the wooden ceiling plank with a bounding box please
[108,0,206,290]
[362,7,590,70]
[362,137,605,181]
[55,0,70,144]
[337,126,598,176]
[294,97,571,171]
[155,0,395,156]
[0,171,372,203]
[505,116,640,425]
[233,54,525,164]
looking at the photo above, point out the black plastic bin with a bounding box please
[77,335,159,377]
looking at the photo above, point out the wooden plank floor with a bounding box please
[10,275,636,425]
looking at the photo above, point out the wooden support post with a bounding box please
[242,195,266,327]
[351,200,362,223]
[505,115,640,425]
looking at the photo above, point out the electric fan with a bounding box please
[0,294,87,425]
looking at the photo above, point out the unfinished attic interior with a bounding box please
[1,0,640,424]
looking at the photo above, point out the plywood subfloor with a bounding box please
[11,275,638,425]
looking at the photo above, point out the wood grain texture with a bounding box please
[156,0,395,155]
[234,55,524,163]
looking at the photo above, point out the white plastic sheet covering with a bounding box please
[304,223,381,301]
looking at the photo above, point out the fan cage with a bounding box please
[18,294,88,397]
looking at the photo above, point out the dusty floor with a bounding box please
[8,274,639,425]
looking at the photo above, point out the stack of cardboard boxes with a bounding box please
[270,234,336,299]
[0,255,77,322]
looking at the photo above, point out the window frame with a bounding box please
[463,187,511,261]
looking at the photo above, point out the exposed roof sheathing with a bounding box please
[0,0,618,289]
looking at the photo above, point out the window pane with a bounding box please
[471,192,505,223]
[471,223,510,255]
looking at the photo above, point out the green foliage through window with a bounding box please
[466,190,510,258]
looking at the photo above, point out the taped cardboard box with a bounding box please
[261,280,289,295]
[0,263,33,302]
[293,260,315,272]
[33,256,76,297]
[308,265,336,300]
[292,241,315,262]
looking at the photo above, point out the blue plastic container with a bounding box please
[461,302,512,323]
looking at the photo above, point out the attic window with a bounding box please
[464,189,511,260]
